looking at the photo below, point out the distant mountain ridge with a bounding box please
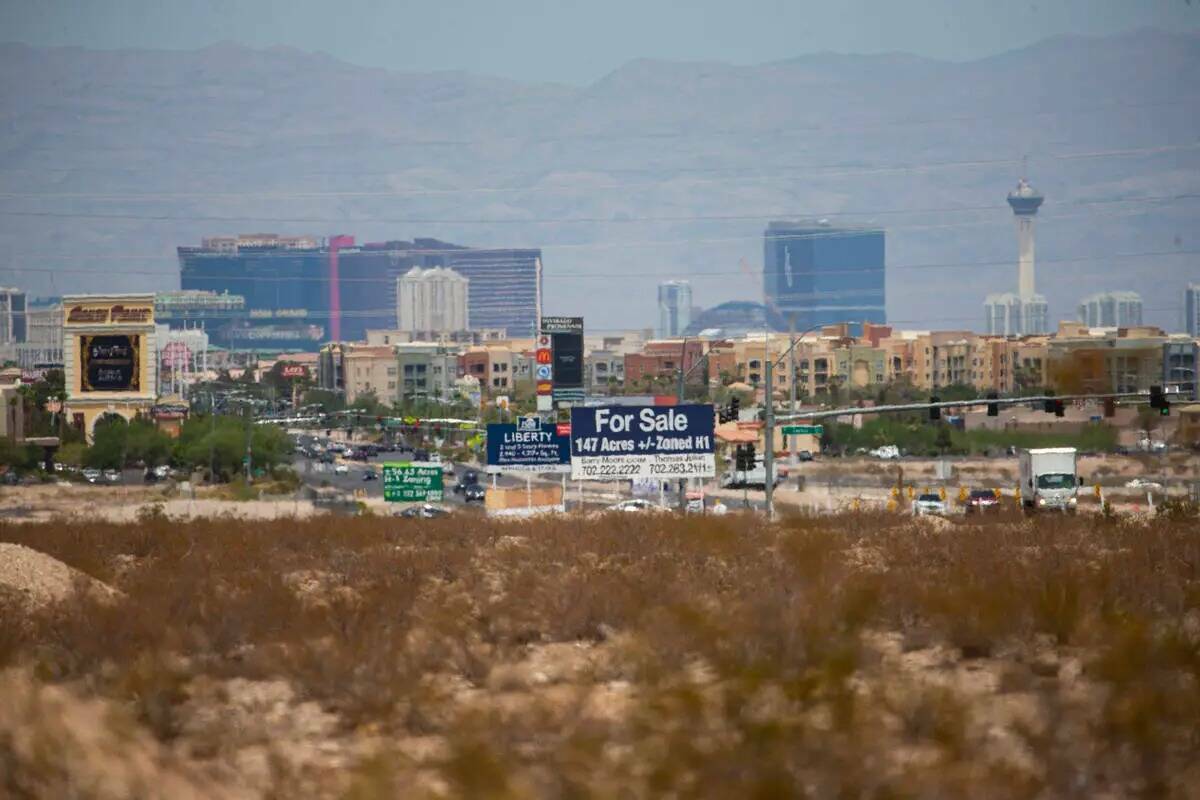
[0,29,1197,331]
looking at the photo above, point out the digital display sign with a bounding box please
[80,334,140,392]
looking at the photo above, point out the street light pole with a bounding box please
[763,321,840,520]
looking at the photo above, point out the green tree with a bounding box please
[86,415,129,470]
[125,417,173,468]
[172,415,294,481]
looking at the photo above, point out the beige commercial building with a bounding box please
[342,345,399,405]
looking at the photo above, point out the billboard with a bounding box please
[542,316,584,406]
[383,462,444,503]
[487,417,571,473]
[569,404,716,480]
[80,334,141,392]
[280,364,309,379]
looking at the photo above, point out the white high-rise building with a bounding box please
[1077,291,1143,328]
[984,292,1047,336]
[657,280,692,338]
[396,267,469,337]
[982,177,1048,335]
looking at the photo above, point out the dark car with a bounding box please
[966,489,1000,513]
[796,450,814,462]
[463,483,487,503]
[453,470,481,494]
[362,469,378,481]
[1,471,19,486]
[414,449,430,462]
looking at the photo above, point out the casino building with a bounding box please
[62,293,158,439]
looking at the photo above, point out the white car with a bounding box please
[606,499,665,514]
[82,468,101,484]
[334,463,350,475]
[912,493,948,516]
[871,445,901,460]
[1124,478,1163,491]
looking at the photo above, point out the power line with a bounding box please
[1,191,1195,225]
[1,142,1195,200]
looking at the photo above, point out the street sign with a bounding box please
[570,404,716,480]
[781,424,824,435]
[486,417,571,473]
[382,462,444,503]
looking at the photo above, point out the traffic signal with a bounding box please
[986,391,999,417]
[929,396,941,421]
[735,443,757,471]
[1043,390,1056,414]
[1054,399,1065,418]
[1149,385,1170,416]
[1103,397,1116,418]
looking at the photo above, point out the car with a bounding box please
[796,450,814,462]
[154,464,171,479]
[605,498,665,514]
[453,470,481,494]
[82,468,101,484]
[397,503,451,519]
[334,463,350,475]
[143,469,159,484]
[414,449,430,462]
[362,469,378,481]
[870,445,901,460]
[428,452,442,464]
[1124,478,1163,491]
[912,493,948,516]
[965,489,1000,513]
[462,483,487,503]
[103,469,122,484]
[1,471,19,486]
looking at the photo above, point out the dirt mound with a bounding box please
[0,542,120,611]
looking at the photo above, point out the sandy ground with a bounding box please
[0,483,322,524]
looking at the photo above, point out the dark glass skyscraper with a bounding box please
[179,235,542,345]
[763,221,886,331]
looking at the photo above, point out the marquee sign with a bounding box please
[66,304,154,326]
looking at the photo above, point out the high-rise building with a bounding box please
[657,280,692,338]
[179,234,541,345]
[763,221,885,331]
[1187,284,1200,336]
[396,267,469,336]
[1077,291,1143,328]
[983,177,1048,335]
[0,288,27,345]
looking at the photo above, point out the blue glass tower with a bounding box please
[763,220,885,332]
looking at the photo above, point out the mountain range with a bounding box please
[1,28,1198,332]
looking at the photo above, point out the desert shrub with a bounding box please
[1,511,1198,797]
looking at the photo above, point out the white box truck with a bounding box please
[1018,447,1080,512]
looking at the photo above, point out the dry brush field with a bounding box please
[1,509,1199,798]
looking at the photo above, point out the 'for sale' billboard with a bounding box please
[569,404,715,480]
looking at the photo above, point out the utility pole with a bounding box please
[788,315,798,466]
[764,357,775,519]
[244,401,253,487]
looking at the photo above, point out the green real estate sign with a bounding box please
[382,462,444,503]
[781,424,824,435]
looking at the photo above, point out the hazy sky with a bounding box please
[5,0,1197,84]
